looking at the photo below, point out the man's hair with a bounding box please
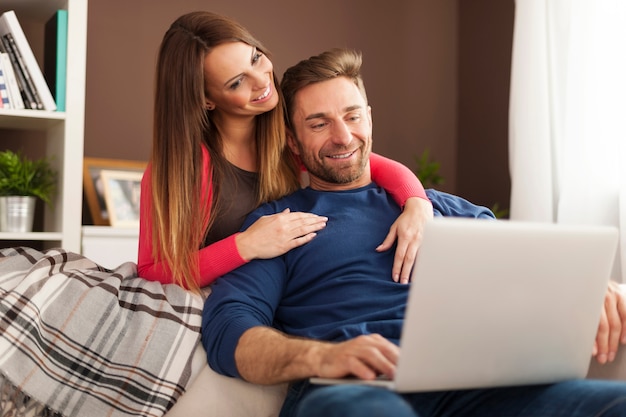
[280,48,368,129]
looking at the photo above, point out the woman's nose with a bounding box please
[251,70,270,90]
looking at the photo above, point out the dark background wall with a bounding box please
[84,0,514,212]
[457,0,514,213]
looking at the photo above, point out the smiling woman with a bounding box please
[139,11,322,292]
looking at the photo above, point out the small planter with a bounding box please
[0,196,36,233]
[0,150,57,233]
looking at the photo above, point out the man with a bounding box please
[202,48,626,417]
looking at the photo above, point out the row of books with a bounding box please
[0,9,67,112]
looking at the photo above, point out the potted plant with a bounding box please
[0,150,57,232]
[413,148,509,219]
[414,148,445,189]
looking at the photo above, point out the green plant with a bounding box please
[414,148,444,189]
[0,150,57,206]
[490,202,510,219]
[414,148,510,219]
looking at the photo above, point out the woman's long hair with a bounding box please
[151,11,299,292]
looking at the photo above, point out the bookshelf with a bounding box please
[0,0,87,252]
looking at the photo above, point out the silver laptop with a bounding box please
[311,217,619,392]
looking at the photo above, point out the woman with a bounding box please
[138,11,432,293]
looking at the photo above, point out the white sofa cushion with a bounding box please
[164,345,287,417]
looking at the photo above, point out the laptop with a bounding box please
[311,217,619,392]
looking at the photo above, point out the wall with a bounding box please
[84,0,459,189]
[84,0,514,209]
[457,0,514,212]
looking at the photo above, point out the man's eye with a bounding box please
[311,122,326,129]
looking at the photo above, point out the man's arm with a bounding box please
[235,326,400,385]
[594,281,626,364]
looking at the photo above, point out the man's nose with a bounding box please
[330,121,353,146]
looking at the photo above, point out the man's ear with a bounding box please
[286,129,300,155]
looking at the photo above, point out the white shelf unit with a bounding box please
[82,226,140,269]
[0,0,87,252]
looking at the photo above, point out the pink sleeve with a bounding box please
[369,152,429,207]
[137,149,247,288]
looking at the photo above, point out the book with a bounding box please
[0,51,24,109]
[44,10,67,112]
[0,57,9,108]
[0,10,56,111]
[1,33,40,109]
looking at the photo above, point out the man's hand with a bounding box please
[316,334,399,381]
[236,328,399,385]
[593,281,626,364]
[376,197,433,283]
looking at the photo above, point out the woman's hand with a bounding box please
[236,209,327,261]
[376,197,433,283]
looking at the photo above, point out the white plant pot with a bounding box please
[0,196,37,233]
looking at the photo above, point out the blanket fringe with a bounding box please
[0,374,62,417]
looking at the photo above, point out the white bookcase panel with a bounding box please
[0,0,87,252]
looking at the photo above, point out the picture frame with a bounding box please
[100,170,143,228]
[83,158,147,226]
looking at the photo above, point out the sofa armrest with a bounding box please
[164,345,287,417]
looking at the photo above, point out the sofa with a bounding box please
[1,246,624,417]
[165,328,626,417]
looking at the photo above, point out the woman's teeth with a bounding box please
[255,87,270,101]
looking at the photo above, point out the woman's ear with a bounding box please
[205,102,215,110]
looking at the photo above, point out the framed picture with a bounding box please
[83,158,147,226]
[100,170,143,227]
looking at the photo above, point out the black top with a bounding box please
[202,163,258,247]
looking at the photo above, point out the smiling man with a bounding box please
[201,48,626,417]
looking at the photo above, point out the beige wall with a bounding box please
[84,0,514,210]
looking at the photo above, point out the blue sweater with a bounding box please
[201,186,494,377]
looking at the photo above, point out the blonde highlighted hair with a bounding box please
[151,11,299,292]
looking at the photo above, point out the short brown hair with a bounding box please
[280,48,367,129]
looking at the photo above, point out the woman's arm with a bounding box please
[369,152,428,206]
[138,157,326,289]
[369,152,434,283]
[137,165,248,288]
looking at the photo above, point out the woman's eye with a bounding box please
[252,52,262,64]
[229,79,243,90]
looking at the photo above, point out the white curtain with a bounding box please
[509,0,626,281]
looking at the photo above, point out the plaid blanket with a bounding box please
[0,247,203,417]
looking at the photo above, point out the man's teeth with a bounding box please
[328,152,353,159]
